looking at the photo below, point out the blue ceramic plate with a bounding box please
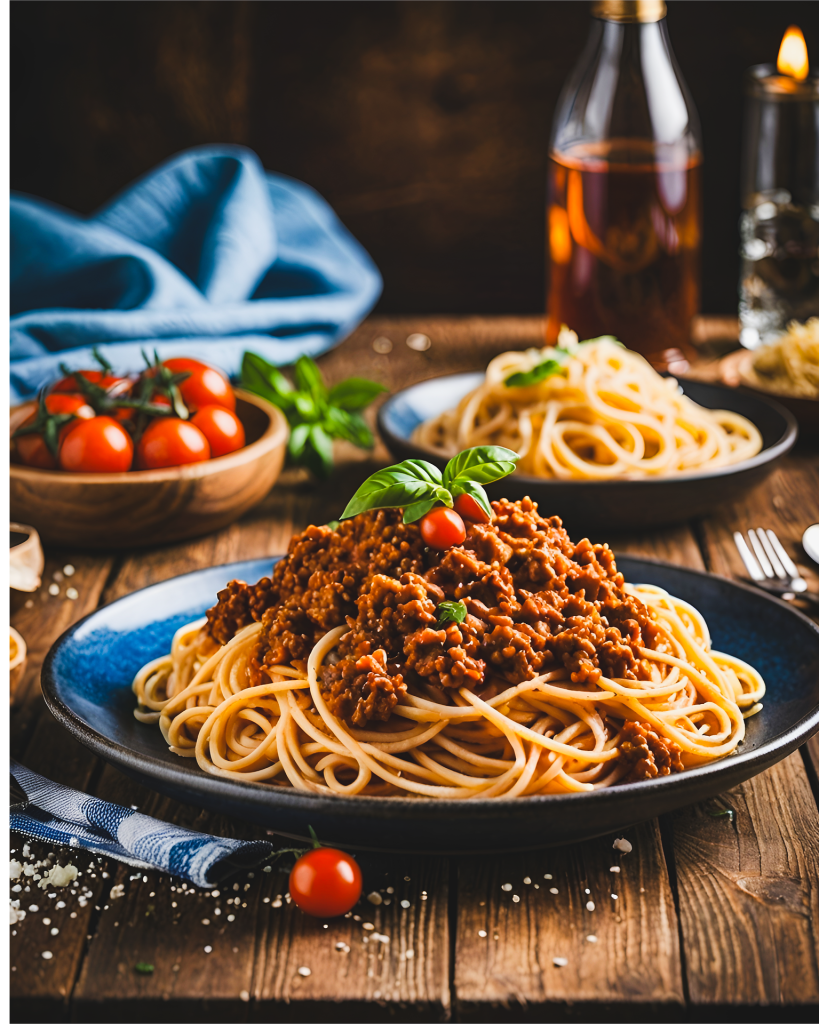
[42,556,819,853]
[377,373,798,535]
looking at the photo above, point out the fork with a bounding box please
[733,528,819,608]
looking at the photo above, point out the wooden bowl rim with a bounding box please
[10,388,289,485]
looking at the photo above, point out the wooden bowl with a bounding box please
[10,390,288,549]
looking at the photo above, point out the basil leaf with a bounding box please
[294,393,318,420]
[448,478,493,520]
[303,423,334,479]
[443,446,518,488]
[341,459,446,519]
[437,600,467,625]
[288,422,310,459]
[326,520,340,531]
[294,355,327,401]
[241,352,295,409]
[402,497,440,524]
[327,377,388,411]
[504,358,564,389]
[323,407,374,449]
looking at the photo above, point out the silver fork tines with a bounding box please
[733,528,809,596]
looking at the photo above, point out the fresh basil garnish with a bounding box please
[503,336,624,389]
[504,357,565,389]
[437,600,467,625]
[241,351,388,479]
[340,446,518,524]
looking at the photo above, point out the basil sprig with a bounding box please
[241,351,387,479]
[341,445,518,523]
[437,600,467,625]
[503,336,623,388]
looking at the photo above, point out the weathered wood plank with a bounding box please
[251,854,450,1022]
[454,821,683,1022]
[671,753,819,1018]
[674,459,819,1016]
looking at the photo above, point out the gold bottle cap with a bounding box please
[592,1,666,23]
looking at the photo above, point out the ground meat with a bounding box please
[204,497,663,725]
[619,720,685,781]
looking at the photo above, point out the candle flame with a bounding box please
[777,26,809,81]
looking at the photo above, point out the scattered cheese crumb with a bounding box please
[478,930,487,938]
[9,861,22,880]
[512,895,520,903]
[400,900,410,909]
[362,922,374,931]
[227,914,235,922]
[109,884,125,900]
[298,966,311,977]
[586,901,595,912]
[553,957,568,967]
[63,564,75,576]
[501,883,512,891]
[613,838,632,854]
[50,928,59,936]
[611,894,618,900]
[42,951,53,960]
[43,917,51,925]
[239,990,250,1002]
[372,933,390,944]
[523,876,531,884]
[405,950,414,959]
[48,584,60,596]
[66,588,79,601]
[549,887,559,895]
[204,946,212,954]
[39,864,78,889]
[10,905,26,925]
[587,935,598,943]
[544,873,553,880]
[367,892,383,905]
[335,942,350,953]
[610,866,621,873]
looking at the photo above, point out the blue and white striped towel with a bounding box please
[10,761,275,888]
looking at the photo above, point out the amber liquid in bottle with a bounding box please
[546,141,701,369]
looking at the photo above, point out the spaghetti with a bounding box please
[414,334,763,480]
[133,502,764,799]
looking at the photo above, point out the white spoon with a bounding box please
[803,524,819,567]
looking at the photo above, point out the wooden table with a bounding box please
[10,316,819,1023]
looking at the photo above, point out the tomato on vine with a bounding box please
[190,405,245,457]
[14,394,96,469]
[163,359,235,413]
[136,418,211,469]
[59,417,134,473]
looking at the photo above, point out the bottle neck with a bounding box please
[551,12,701,162]
[592,1,666,23]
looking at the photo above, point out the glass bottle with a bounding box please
[546,0,703,372]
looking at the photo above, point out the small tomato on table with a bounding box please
[289,846,362,918]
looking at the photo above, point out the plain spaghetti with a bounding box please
[413,334,763,480]
[133,501,764,798]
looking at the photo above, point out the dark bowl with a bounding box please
[41,556,819,854]
[377,373,798,536]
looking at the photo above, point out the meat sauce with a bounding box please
[206,498,682,781]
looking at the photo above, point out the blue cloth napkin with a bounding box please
[10,761,275,888]
[10,144,382,402]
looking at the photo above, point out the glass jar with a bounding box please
[546,0,703,372]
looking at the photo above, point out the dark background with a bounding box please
[10,1,817,316]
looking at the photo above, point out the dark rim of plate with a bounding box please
[40,555,819,817]
[376,373,799,487]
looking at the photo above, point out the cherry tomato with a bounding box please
[162,359,235,413]
[190,405,245,458]
[420,507,466,549]
[289,847,362,918]
[15,395,96,469]
[136,418,211,469]
[59,417,134,473]
[453,493,491,524]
